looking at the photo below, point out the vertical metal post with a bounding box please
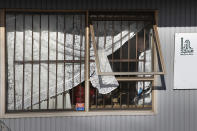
[104,21,106,49]
[55,15,58,109]
[143,28,146,108]
[85,11,89,112]
[31,15,34,110]
[103,20,106,108]
[120,20,123,108]
[72,15,75,108]
[38,15,41,109]
[63,15,66,109]
[79,15,82,108]
[111,21,114,108]
[13,14,16,110]
[22,15,25,110]
[127,21,130,108]
[112,21,114,71]
[95,20,98,109]
[47,15,50,109]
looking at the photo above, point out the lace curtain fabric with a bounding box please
[6,14,145,109]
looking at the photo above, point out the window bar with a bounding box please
[72,15,75,108]
[55,15,58,109]
[104,20,106,49]
[103,20,106,108]
[111,92,113,108]
[111,20,114,108]
[127,21,130,108]
[47,15,50,109]
[143,28,146,108]
[15,60,90,64]
[22,14,25,110]
[102,95,105,108]
[88,20,91,109]
[13,14,16,110]
[120,20,123,108]
[85,11,90,112]
[79,15,82,107]
[31,15,34,110]
[111,20,114,69]
[62,15,66,109]
[152,30,155,110]
[15,59,145,64]
[152,29,155,73]
[95,20,98,109]
[109,59,143,62]
[135,31,138,108]
[151,29,155,93]
[120,20,123,71]
[38,14,41,109]
[95,89,98,109]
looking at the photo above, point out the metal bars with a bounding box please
[89,16,157,110]
[90,21,165,76]
[5,10,162,112]
[6,13,85,112]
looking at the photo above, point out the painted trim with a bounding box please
[0,9,6,117]
[0,110,156,118]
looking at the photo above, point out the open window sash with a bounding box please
[90,24,165,77]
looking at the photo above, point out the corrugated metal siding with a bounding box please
[1,0,197,131]
[0,0,197,27]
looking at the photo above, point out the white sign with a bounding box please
[174,33,197,89]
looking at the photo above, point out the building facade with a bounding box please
[0,0,197,131]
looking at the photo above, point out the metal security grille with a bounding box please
[5,10,164,112]
[6,12,85,112]
[89,14,155,110]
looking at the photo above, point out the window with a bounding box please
[88,11,165,110]
[6,12,85,112]
[1,10,165,114]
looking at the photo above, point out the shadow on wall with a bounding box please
[153,75,166,90]
[0,120,11,131]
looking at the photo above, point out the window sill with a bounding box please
[0,110,157,118]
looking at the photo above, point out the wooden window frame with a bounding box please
[0,9,162,118]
